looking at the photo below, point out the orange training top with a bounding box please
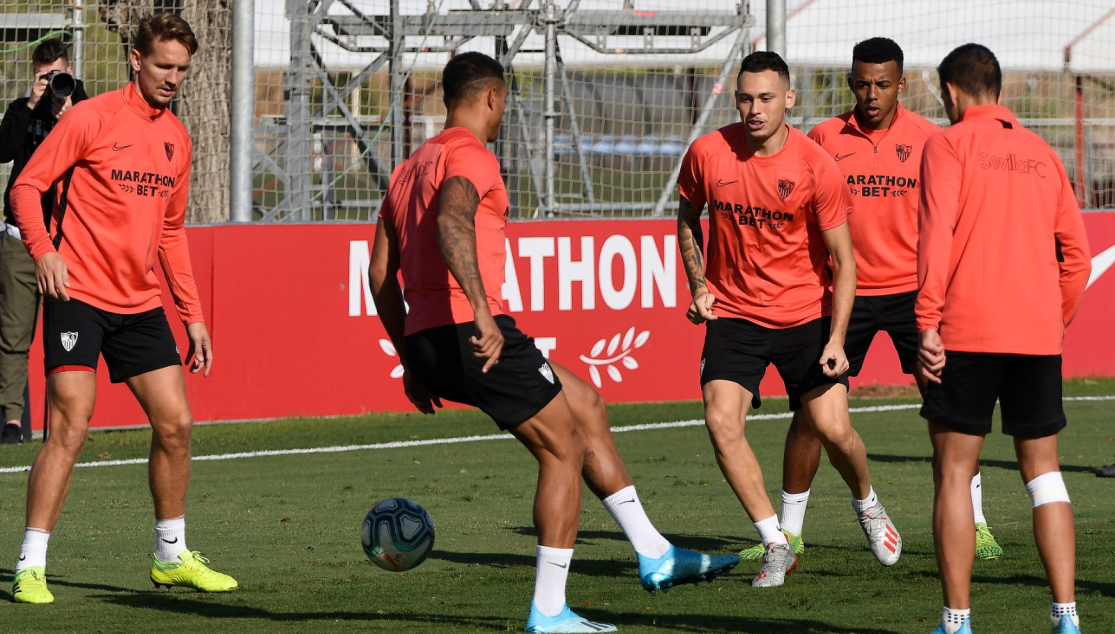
[379,127,510,336]
[11,83,202,324]
[678,123,853,329]
[916,104,1090,355]
[808,103,941,295]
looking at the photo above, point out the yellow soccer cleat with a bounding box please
[975,522,1004,560]
[150,551,238,592]
[12,566,54,604]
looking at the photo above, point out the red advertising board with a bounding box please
[21,214,1115,429]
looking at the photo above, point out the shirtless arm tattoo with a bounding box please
[437,176,489,313]
[677,195,708,296]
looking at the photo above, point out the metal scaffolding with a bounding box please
[254,0,753,221]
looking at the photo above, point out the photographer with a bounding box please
[0,38,87,444]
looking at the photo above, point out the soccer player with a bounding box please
[9,14,236,603]
[677,51,901,589]
[369,51,737,634]
[738,37,1003,563]
[918,44,1090,634]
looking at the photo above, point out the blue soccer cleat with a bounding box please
[637,544,739,594]
[1052,615,1082,634]
[930,617,973,634]
[524,602,616,633]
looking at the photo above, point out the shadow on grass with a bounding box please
[95,592,904,633]
[94,594,515,629]
[900,566,1115,598]
[504,526,741,552]
[867,454,1096,475]
[0,567,137,599]
[431,548,634,579]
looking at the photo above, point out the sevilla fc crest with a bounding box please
[896,144,912,163]
[164,142,175,161]
[61,331,78,352]
[777,179,796,200]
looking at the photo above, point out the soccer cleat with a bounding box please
[857,501,902,566]
[150,550,238,592]
[12,566,54,604]
[637,544,739,594]
[739,530,804,561]
[524,602,617,633]
[974,523,1003,560]
[751,542,797,588]
[930,617,973,634]
[1052,615,1082,634]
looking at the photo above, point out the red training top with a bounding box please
[11,83,202,324]
[379,127,510,336]
[678,124,853,329]
[916,104,1091,355]
[808,103,941,295]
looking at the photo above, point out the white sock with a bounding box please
[852,486,878,514]
[779,489,810,536]
[754,514,788,546]
[601,486,670,559]
[971,472,987,525]
[941,606,971,633]
[532,546,573,617]
[1051,602,1079,627]
[16,529,50,572]
[155,516,187,563]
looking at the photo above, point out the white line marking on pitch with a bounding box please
[1,397,1111,475]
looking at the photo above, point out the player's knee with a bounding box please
[47,423,89,456]
[1025,471,1071,508]
[152,412,194,451]
[813,419,854,451]
[704,410,744,447]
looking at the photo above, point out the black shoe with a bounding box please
[0,423,22,445]
[1097,462,1115,478]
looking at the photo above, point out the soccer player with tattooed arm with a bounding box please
[677,50,902,589]
[369,51,737,634]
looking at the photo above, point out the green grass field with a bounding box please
[1,381,1113,633]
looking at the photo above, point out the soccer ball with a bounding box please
[360,497,435,571]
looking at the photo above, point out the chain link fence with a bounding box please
[2,1,1115,224]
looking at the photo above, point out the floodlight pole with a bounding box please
[542,0,558,216]
[766,0,785,57]
[230,0,255,223]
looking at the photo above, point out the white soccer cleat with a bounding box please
[857,501,901,566]
[751,542,797,588]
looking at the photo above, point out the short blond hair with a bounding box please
[134,13,198,56]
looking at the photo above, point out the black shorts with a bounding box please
[920,352,1066,438]
[42,299,182,383]
[845,291,919,376]
[404,315,562,430]
[700,317,849,411]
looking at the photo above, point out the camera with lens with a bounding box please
[43,70,75,99]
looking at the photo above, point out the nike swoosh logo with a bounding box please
[834,152,856,161]
[1087,244,1115,289]
[112,143,133,151]
[161,537,179,544]
[716,179,738,187]
[617,498,636,505]
[19,555,26,561]
[548,561,568,569]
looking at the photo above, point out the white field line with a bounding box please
[1,397,1111,475]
